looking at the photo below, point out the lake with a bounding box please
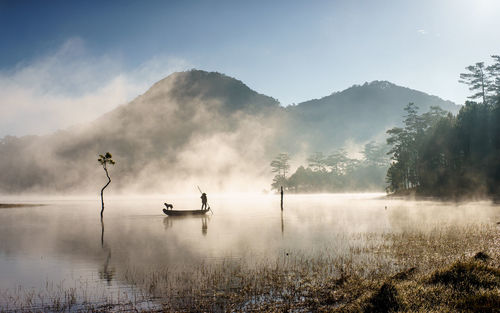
[0,193,498,310]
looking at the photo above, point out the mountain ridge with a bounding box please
[0,69,462,193]
[294,80,458,111]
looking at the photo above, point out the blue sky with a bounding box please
[1,0,499,136]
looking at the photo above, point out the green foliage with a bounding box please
[98,152,115,168]
[273,143,390,193]
[387,56,500,198]
[0,70,462,194]
[270,153,291,191]
[363,141,389,167]
[270,153,290,176]
[486,55,500,102]
[307,152,327,172]
[385,103,429,192]
[285,80,460,154]
[459,55,500,105]
[460,62,489,104]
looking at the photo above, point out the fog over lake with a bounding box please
[1,193,498,309]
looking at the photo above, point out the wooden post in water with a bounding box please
[280,186,283,211]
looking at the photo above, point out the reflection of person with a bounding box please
[201,193,208,210]
[202,217,208,236]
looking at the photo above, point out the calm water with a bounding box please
[0,193,499,306]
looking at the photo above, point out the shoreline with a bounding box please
[385,189,500,203]
[0,203,45,209]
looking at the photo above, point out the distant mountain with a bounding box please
[0,70,284,193]
[0,70,460,193]
[283,81,460,152]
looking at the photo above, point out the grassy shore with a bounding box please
[0,203,44,209]
[128,222,500,312]
[1,220,499,312]
[386,188,500,203]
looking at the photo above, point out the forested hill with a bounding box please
[384,55,500,199]
[284,81,460,152]
[0,70,285,193]
[0,70,460,193]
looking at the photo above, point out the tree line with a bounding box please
[386,56,500,199]
[270,142,390,193]
[270,55,500,199]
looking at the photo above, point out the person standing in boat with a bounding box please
[201,193,208,210]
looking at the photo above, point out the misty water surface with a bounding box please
[0,194,498,303]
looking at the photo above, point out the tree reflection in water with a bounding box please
[99,218,115,285]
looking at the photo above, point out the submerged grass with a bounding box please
[2,222,499,312]
[116,222,500,312]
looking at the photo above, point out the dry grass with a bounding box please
[120,222,500,312]
[2,222,499,312]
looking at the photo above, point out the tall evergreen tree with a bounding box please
[386,103,425,190]
[270,153,291,191]
[326,149,352,175]
[459,62,490,104]
[307,152,327,172]
[486,55,500,103]
[363,142,389,167]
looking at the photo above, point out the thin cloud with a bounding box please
[0,38,191,137]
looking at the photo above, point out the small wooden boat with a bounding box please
[162,208,210,216]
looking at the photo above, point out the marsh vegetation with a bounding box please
[0,195,498,312]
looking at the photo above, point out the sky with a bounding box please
[0,0,499,137]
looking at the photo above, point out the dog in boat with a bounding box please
[164,203,174,210]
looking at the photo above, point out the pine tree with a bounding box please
[270,153,290,191]
[307,152,327,172]
[486,55,500,103]
[459,62,490,104]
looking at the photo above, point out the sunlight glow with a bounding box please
[460,0,500,19]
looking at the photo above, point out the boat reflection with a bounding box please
[163,215,210,236]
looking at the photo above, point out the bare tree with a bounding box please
[97,152,115,219]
